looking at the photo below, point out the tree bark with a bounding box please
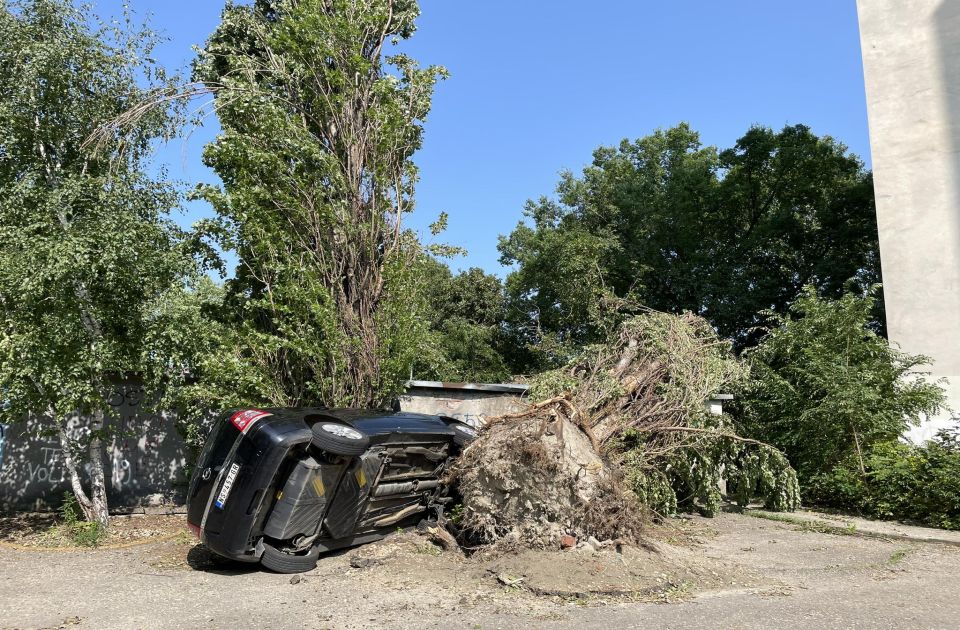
[56,410,109,526]
[86,408,110,526]
[55,412,95,520]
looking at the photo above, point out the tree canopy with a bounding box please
[499,123,882,369]
[192,0,446,408]
[739,287,944,483]
[0,0,193,524]
[416,261,512,383]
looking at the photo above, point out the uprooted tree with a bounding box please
[452,310,800,548]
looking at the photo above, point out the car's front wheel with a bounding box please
[260,541,321,573]
[310,422,370,456]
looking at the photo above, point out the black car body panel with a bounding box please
[186,408,470,569]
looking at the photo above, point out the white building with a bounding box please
[857,0,960,440]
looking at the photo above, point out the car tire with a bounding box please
[310,422,370,456]
[448,422,478,447]
[260,542,320,574]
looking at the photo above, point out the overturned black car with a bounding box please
[186,408,476,573]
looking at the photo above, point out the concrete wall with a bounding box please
[0,386,188,513]
[857,0,960,440]
[0,424,8,482]
[399,382,530,427]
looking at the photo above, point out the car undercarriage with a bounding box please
[186,408,475,573]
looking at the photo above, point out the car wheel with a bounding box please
[310,422,370,456]
[260,542,320,574]
[448,421,478,447]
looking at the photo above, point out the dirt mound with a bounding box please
[484,539,753,600]
[452,408,645,548]
[343,528,752,604]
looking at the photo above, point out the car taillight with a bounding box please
[187,522,201,539]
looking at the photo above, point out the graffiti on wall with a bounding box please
[0,385,188,511]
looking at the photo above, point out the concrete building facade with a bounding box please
[857,0,960,439]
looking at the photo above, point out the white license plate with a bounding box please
[214,463,241,509]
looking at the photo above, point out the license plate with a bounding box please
[214,463,241,509]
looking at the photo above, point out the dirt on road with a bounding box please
[0,511,958,630]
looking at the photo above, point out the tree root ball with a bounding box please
[450,410,646,549]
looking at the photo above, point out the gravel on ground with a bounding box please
[0,511,958,630]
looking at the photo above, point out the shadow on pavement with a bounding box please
[186,544,261,576]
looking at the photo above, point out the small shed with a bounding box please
[400,380,733,426]
[398,381,530,428]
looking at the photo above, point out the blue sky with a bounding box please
[94,0,871,277]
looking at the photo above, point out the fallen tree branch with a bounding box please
[631,426,781,450]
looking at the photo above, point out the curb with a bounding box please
[745,509,960,548]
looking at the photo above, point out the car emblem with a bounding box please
[201,467,212,481]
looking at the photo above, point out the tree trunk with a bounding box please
[56,413,94,520]
[86,408,110,526]
[39,105,112,527]
[55,410,110,527]
[851,424,867,476]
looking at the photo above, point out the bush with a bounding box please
[60,492,104,547]
[807,430,960,530]
[739,287,945,482]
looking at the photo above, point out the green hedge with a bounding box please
[806,430,960,531]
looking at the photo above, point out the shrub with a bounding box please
[739,287,945,482]
[60,492,104,547]
[807,430,960,530]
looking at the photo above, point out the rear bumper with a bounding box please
[189,416,313,562]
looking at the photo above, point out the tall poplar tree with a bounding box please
[195,0,445,407]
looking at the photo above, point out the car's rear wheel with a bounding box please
[310,422,370,456]
[260,542,320,573]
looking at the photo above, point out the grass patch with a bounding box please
[415,542,443,556]
[745,510,857,536]
[887,548,911,565]
[59,493,105,548]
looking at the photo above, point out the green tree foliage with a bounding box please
[416,260,511,383]
[531,310,800,518]
[805,430,960,530]
[0,0,192,524]
[139,277,232,454]
[739,287,945,484]
[191,0,446,408]
[499,123,881,369]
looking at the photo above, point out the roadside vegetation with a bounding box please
[805,430,960,530]
[738,288,953,529]
[0,0,956,535]
[58,493,104,547]
[0,0,201,526]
